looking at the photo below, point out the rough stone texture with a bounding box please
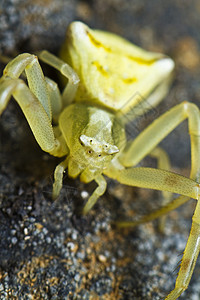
[0,0,77,54]
[0,0,200,299]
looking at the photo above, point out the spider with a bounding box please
[0,21,200,299]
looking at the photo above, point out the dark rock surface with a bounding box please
[0,0,200,299]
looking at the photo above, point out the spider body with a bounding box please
[1,22,200,299]
[59,103,125,181]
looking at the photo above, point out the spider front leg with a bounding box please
[1,53,52,119]
[106,101,200,299]
[105,102,200,227]
[0,77,67,157]
[0,51,81,192]
[119,101,200,181]
[114,101,200,225]
[0,52,71,156]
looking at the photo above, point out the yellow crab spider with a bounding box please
[1,21,200,299]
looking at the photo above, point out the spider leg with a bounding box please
[106,166,198,199]
[52,157,69,199]
[113,168,200,298]
[114,146,173,228]
[150,146,171,194]
[38,50,80,107]
[0,77,68,157]
[119,101,200,182]
[82,175,107,215]
[150,146,172,203]
[149,146,172,230]
[116,195,189,228]
[112,101,200,229]
[165,196,200,299]
[2,53,52,120]
[44,77,63,123]
[105,165,199,227]
[108,101,200,299]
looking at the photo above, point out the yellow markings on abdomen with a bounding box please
[87,31,112,52]
[92,62,138,84]
[92,61,109,77]
[122,77,137,84]
[127,55,157,66]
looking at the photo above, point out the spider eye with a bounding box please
[98,154,101,157]
[88,150,92,154]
